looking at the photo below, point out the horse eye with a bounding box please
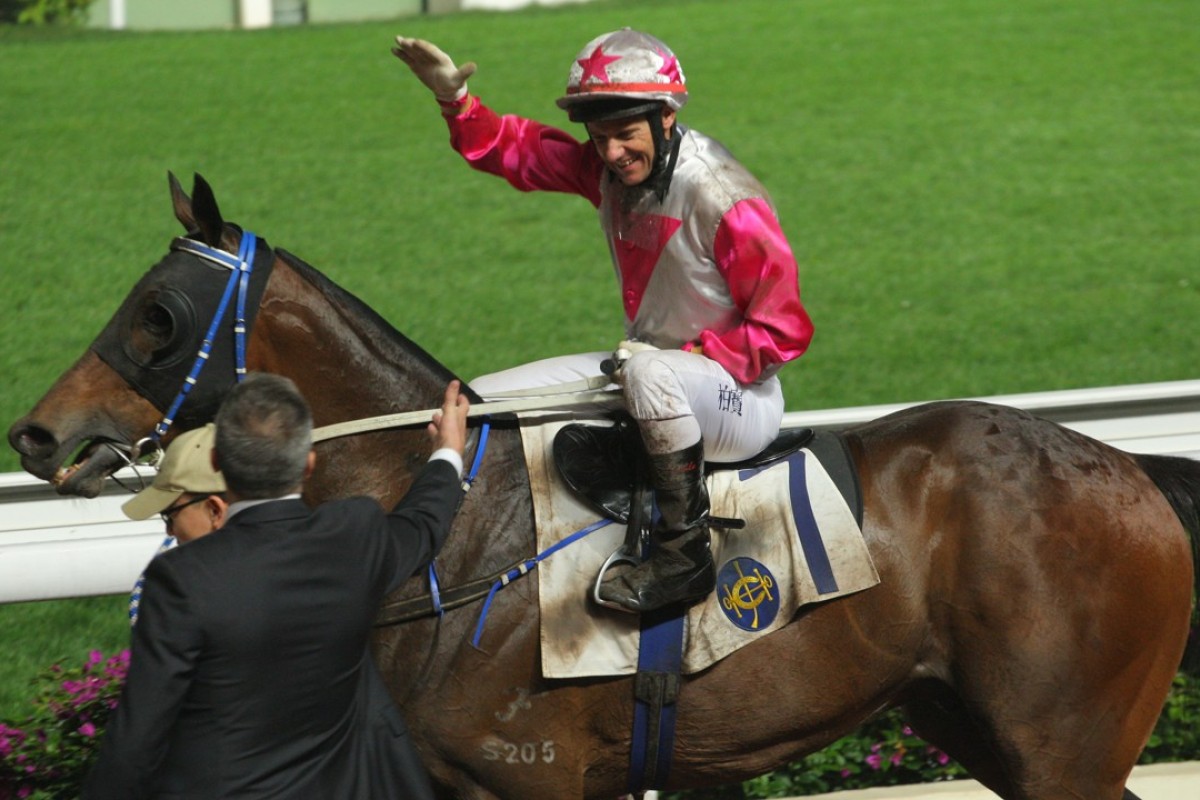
[137,300,176,352]
[120,288,196,370]
[143,303,174,346]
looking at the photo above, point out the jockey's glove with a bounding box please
[604,340,660,384]
[392,37,477,103]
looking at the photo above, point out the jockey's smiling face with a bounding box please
[586,107,676,187]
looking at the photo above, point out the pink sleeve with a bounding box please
[446,96,604,206]
[698,197,813,384]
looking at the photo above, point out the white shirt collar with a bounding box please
[226,493,303,521]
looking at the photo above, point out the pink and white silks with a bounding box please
[445,97,813,461]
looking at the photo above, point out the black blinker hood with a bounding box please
[90,235,275,429]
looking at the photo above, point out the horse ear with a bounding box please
[190,173,225,248]
[169,171,197,232]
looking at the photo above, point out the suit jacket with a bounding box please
[358,655,436,800]
[83,460,462,800]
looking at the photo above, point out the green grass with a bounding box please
[0,597,130,719]
[1,0,1198,722]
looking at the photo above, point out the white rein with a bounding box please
[310,375,620,444]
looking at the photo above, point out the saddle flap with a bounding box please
[553,421,643,523]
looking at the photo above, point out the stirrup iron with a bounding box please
[593,480,652,612]
[592,537,644,612]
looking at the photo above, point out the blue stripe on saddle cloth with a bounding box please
[742,449,838,595]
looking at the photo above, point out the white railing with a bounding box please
[3,379,1200,605]
[0,470,163,604]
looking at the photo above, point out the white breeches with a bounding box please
[470,350,784,462]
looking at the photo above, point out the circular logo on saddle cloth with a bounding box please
[716,557,780,632]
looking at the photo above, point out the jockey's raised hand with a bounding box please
[392,37,476,103]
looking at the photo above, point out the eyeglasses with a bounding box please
[159,494,212,528]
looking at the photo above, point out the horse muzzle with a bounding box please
[8,419,133,498]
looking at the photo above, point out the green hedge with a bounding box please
[0,0,92,25]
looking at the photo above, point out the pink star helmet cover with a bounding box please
[556,28,689,114]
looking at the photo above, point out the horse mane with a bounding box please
[1135,452,1200,675]
[273,248,479,402]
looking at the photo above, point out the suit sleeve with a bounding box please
[381,459,465,592]
[82,556,202,800]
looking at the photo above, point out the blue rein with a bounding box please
[427,421,491,618]
[424,420,615,640]
[150,233,258,442]
[469,517,614,648]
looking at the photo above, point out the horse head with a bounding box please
[7,174,239,495]
[8,173,460,502]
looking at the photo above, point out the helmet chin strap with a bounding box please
[644,114,683,203]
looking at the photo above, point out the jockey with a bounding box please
[392,28,814,614]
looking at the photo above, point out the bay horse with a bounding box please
[9,174,1199,800]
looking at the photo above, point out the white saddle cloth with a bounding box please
[522,419,880,679]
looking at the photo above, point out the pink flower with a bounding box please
[890,750,904,766]
[865,753,883,770]
[79,722,97,737]
[0,723,25,756]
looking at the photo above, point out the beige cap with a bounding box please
[122,424,226,520]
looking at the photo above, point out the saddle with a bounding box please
[552,417,863,529]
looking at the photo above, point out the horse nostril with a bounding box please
[7,422,58,459]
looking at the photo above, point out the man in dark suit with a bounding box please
[84,373,469,799]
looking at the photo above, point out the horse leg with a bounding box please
[854,406,1193,800]
[957,507,1185,799]
[925,507,1187,800]
[901,687,1018,798]
[902,696,1145,800]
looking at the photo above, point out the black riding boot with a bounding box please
[598,441,716,613]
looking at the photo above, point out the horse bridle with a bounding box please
[126,232,259,465]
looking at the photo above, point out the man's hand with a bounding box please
[428,380,470,458]
[392,37,476,103]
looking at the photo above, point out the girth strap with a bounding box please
[629,609,686,793]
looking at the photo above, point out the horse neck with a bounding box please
[248,253,457,502]
[252,253,453,421]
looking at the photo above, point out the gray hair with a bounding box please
[214,373,313,499]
